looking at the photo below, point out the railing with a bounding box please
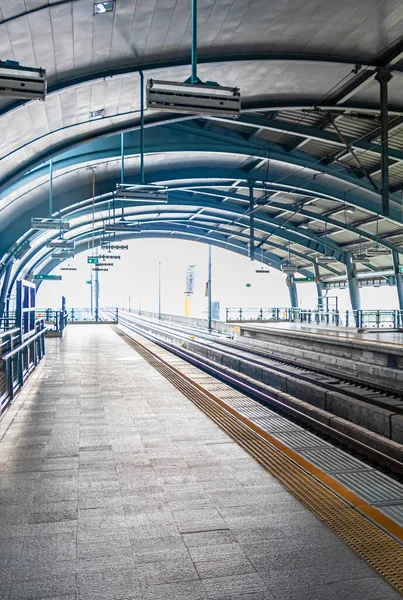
[0,311,16,331]
[36,309,68,333]
[0,319,46,413]
[226,307,403,329]
[36,308,119,324]
[68,308,119,322]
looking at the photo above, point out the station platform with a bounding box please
[0,325,402,600]
[235,322,403,348]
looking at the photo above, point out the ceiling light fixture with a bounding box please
[47,240,75,249]
[31,218,70,231]
[115,184,169,203]
[104,221,141,233]
[0,60,46,100]
[366,246,390,257]
[146,79,241,118]
[94,1,115,14]
[316,256,338,264]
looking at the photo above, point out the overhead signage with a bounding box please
[101,244,128,250]
[34,274,62,281]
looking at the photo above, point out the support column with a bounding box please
[314,262,324,310]
[158,261,162,320]
[392,250,403,311]
[375,68,392,217]
[345,253,361,311]
[249,184,255,261]
[286,275,299,309]
[94,247,99,321]
[139,71,145,184]
[207,245,212,330]
[0,261,14,322]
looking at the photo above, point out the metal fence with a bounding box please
[0,319,46,414]
[36,309,68,333]
[225,307,403,329]
[36,308,119,324]
[0,311,16,331]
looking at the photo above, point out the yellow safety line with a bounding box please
[116,327,403,594]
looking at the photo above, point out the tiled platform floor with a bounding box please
[0,325,401,600]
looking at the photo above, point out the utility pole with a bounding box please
[158,261,162,320]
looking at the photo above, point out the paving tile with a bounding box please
[140,580,208,600]
[173,507,228,533]
[268,575,403,600]
[77,568,139,600]
[201,573,268,599]
[195,556,256,580]
[10,574,77,599]
[182,529,236,548]
[138,557,199,589]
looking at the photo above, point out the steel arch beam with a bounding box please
[3,157,400,254]
[0,51,393,122]
[16,225,294,292]
[9,188,347,265]
[20,210,333,281]
[3,116,401,216]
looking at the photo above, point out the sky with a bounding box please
[35,238,400,319]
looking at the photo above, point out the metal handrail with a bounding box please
[2,324,46,360]
[226,307,403,328]
[0,320,46,411]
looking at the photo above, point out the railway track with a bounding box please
[110,311,403,476]
[116,311,403,413]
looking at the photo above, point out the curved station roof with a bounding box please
[2,0,403,299]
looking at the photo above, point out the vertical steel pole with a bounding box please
[120,132,125,185]
[207,245,212,330]
[375,68,392,217]
[158,261,162,320]
[191,0,198,84]
[249,184,255,261]
[140,71,145,185]
[49,158,53,216]
[90,273,93,317]
[313,262,324,310]
[0,261,14,323]
[345,253,361,312]
[120,132,125,218]
[392,250,403,311]
[287,275,299,309]
[94,246,99,321]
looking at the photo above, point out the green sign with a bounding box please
[86,280,91,284]
[246,283,252,288]
[399,266,403,274]
[294,277,315,283]
[87,257,98,264]
[34,274,62,281]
